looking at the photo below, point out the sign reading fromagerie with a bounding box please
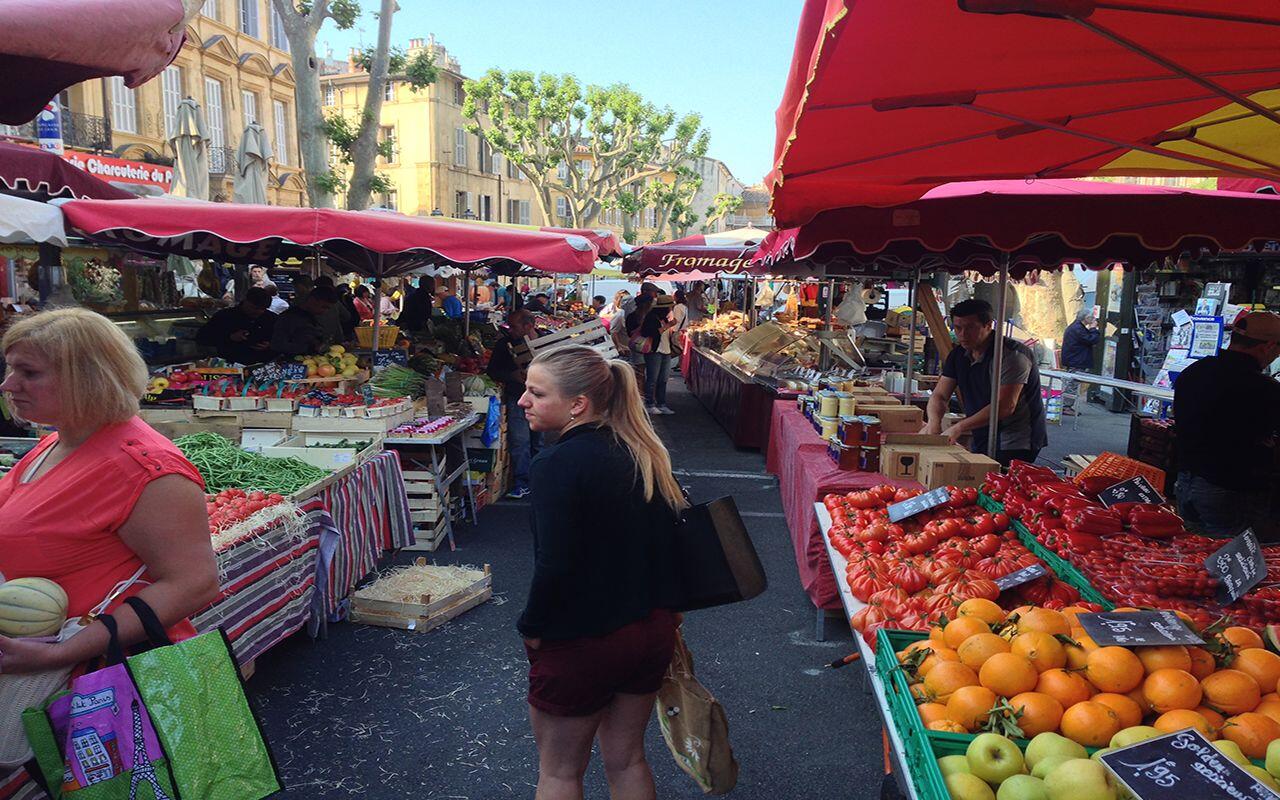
[640,246,757,274]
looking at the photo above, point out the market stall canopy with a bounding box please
[0,192,67,246]
[622,227,769,276]
[768,0,1280,227]
[0,142,133,200]
[446,217,625,260]
[0,0,191,124]
[754,178,1280,276]
[57,199,600,276]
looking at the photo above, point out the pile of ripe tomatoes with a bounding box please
[205,488,286,533]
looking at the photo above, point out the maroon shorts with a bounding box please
[526,610,677,717]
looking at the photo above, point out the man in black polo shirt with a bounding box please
[1173,311,1280,540]
[923,298,1048,467]
[486,309,542,499]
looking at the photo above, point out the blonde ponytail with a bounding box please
[531,345,688,511]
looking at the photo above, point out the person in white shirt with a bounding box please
[262,282,289,314]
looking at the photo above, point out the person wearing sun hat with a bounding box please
[641,293,678,415]
[1173,310,1280,540]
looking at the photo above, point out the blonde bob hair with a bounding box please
[3,308,148,429]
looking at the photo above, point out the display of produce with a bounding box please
[175,432,330,494]
[388,416,459,438]
[370,365,428,398]
[0,577,68,637]
[823,485,1097,647]
[295,344,361,378]
[983,461,1279,629]
[205,488,286,532]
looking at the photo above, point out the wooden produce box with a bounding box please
[262,433,381,470]
[513,318,617,365]
[402,470,450,552]
[292,407,415,434]
[350,560,491,631]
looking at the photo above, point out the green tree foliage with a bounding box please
[701,192,744,234]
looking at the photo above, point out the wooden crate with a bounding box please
[513,318,618,365]
[403,515,448,552]
[1061,454,1096,477]
[350,561,491,630]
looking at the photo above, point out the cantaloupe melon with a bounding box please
[0,577,68,637]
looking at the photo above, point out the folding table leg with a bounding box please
[815,605,827,642]
[432,445,456,551]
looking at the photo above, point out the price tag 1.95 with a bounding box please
[886,486,950,523]
[1205,529,1267,605]
[1100,729,1276,800]
[1077,611,1204,647]
[1097,475,1163,508]
[994,564,1046,592]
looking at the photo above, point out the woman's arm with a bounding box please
[0,475,219,673]
[517,456,582,641]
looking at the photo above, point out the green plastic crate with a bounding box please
[873,629,952,800]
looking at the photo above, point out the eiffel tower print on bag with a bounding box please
[22,596,282,800]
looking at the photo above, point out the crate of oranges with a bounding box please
[881,601,1280,799]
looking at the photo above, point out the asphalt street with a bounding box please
[248,375,1135,799]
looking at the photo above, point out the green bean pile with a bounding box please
[175,432,330,494]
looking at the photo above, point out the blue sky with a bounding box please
[319,0,803,186]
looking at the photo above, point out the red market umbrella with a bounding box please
[622,227,769,276]
[753,179,1280,276]
[0,0,187,125]
[444,217,626,260]
[0,142,133,200]
[769,0,1280,227]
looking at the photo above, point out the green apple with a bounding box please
[1213,739,1251,766]
[1109,726,1163,749]
[1043,758,1117,800]
[1266,738,1280,778]
[1244,765,1280,792]
[946,772,997,800]
[1025,732,1087,769]
[1090,747,1115,762]
[997,774,1048,800]
[1031,754,1075,780]
[967,732,1026,785]
[938,754,972,777]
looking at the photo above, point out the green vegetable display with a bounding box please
[175,432,330,494]
[307,439,372,449]
[370,365,428,398]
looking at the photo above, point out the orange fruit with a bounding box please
[1060,700,1121,747]
[1086,646,1145,693]
[980,653,1040,697]
[1224,626,1264,652]
[947,685,998,732]
[917,702,951,726]
[944,616,992,649]
[1202,669,1262,715]
[1187,647,1217,680]
[910,682,930,703]
[1092,692,1144,729]
[1036,668,1093,709]
[1137,645,1192,675]
[1006,605,1036,620]
[1063,635,1095,670]
[1196,705,1226,730]
[1017,607,1071,636]
[1143,668,1203,712]
[1232,648,1280,694]
[1007,691,1064,738]
[1254,696,1280,726]
[958,633,1012,670]
[927,719,968,734]
[1011,631,1067,673]
[924,661,979,702]
[1220,712,1280,759]
[918,647,961,677]
[957,598,1005,626]
[1155,708,1218,740]
[1059,606,1090,625]
[1127,686,1154,716]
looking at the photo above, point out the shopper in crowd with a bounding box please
[272,285,338,356]
[516,344,686,800]
[603,290,630,319]
[591,295,606,315]
[0,308,218,675]
[622,294,655,394]
[1061,309,1100,416]
[291,274,314,304]
[487,308,541,498]
[526,293,551,314]
[311,276,352,345]
[336,284,359,341]
[353,284,376,321]
[434,282,465,319]
[1173,311,1280,540]
[398,280,434,333]
[195,286,277,364]
[493,279,509,311]
[641,294,677,415]
[668,289,690,374]
[377,280,399,318]
[922,298,1048,466]
[685,282,708,323]
[263,282,289,314]
[622,282,659,316]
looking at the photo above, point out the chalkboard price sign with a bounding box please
[1098,475,1164,507]
[994,564,1046,591]
[1205,529,1267,605]
[1100,729,1276,800]
[887,487,950,523]
[1078,611,1204,647]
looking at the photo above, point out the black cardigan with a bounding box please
[517,424,680,640]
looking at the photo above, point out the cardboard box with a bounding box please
[920,450,999,489]
[857,404,924,433]
[879,434,954,481]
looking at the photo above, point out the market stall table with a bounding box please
[383,412,480,552]
[686,345,781,449]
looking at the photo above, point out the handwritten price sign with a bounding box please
[1101,729,1276,800]
[1078,611,1204,647]
[1205,529,1267,605]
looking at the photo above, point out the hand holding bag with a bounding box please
[669,496,767,611]
[655,629,738,795]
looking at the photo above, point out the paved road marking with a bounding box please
[673,469,773,480]
[739,511,785,519]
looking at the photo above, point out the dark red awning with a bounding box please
[0,142,133,200]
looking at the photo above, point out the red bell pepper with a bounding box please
[1068,507,1125,535]
[1063,531,1105,552]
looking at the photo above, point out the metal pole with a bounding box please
[905,267,919,400]
[462,268,472,338]
[371,256,383,356]
[744,277,756,329]
[825,279,836,329]
[986,256,1010,459]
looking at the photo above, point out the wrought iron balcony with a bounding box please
[0,110,110,152]
[208,146,237,176]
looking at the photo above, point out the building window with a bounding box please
[477,137,490,173]
[453,80,465,105]
[273,99,289,164]
[454,190,473,217]
[506,199,519,224]
[204,78,225,149]
[555,196,569,221]
[109,77,137,134]
[241,89,258,127]
[381,190,398,211]
[161,66,183,137]
[453,127,467,167]
[201,0,218,20]
[479,195,493,221]
[323,85,335,106]
[506,158,520,180]
[383,81,395,102]
[270,3,290,51]
[240,0,259,37]
[519,200,531,225]
[646,207,658,228]
[556,161,568,181]
[576,160,589,177]
[378,125,395,163]
[491,151,502,176]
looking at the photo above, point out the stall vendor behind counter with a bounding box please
[195,287,277,364]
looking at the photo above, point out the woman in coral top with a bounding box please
[0,309,218,672]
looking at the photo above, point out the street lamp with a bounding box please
[463,209,477,220]
[430,208,444,216]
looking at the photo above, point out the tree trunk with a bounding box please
[275,1,333,209]
[345,0,396,211]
